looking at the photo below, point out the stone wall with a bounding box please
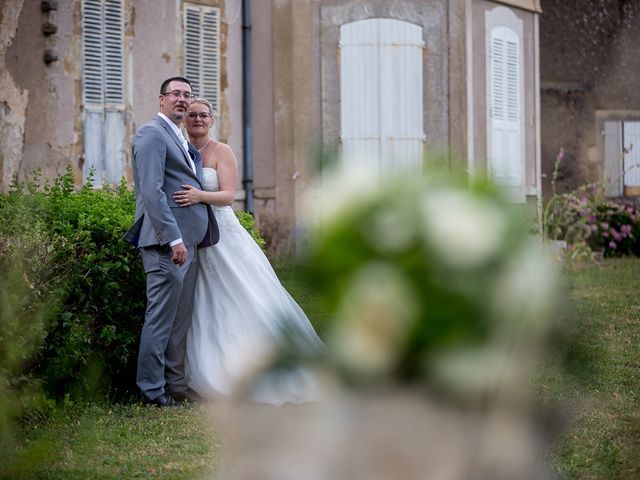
[540,0,640,196]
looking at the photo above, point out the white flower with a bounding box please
[431,347,522,396]
[491,238,558,340]
[420,190,507,268]
[303,163,380,227]
[368,203,416,253]
[330,262,417,377]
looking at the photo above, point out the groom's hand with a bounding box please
[171,242,188,266]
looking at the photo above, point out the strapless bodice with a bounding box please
[202,167,220,193]
[201,167,236,225]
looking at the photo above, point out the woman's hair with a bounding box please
[191,97,216,117]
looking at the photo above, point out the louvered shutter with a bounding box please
[184,4,220,133]
[82,0,104,106]
[340,19,424,174]
[623,121,640,189]
[81,0,125,185]
[489,26,523,192]
[603,121,622,196]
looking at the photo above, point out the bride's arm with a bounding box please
[173,144,238,207]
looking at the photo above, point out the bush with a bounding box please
[236,210,266,249]
[544,149,640,258]
[0,167,145,398]
[0,166,265,400]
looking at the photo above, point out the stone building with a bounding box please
[1,0,542,254]
[540,0,640,198]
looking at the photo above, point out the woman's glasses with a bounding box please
[187,112,213,119]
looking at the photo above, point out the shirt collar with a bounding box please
[157,112,185,140]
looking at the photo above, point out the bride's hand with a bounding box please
[173,184,202,207]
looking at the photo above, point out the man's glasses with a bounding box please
[161,90,195,100]
[187,112,213,119]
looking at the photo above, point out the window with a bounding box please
[81,0,125,184]
[486,8,524,201]
[339,18,424,174]
[603,120,640,196]
[184,4,220,138]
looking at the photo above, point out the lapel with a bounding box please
[154,117,199,182]
[189,143,203,183]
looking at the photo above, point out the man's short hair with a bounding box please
[160,77,191,94]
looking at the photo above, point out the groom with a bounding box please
[124,76,219,407]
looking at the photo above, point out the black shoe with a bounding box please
[170,388,204,404]
[142,393,182,407]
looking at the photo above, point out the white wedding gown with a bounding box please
[185,168,323,406]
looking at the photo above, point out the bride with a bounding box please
[174,98,323,406]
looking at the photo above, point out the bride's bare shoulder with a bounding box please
[213,142,238,164]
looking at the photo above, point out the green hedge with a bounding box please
[0,166,264,400]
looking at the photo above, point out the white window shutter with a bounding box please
[489,26,522,193]
[379,19,424,172]
[340,19,424,175]
[623,121,640,189]
[104,0,124,104]
[603,121,622,196]
[82,0,125,185]
[184,7,202,95]
[82,0,104,105]
[184,5,220,112]
[201,9,220,114]
[340,19,381,173]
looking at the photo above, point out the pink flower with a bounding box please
[609,241,617,249]
[610,228,622,242]
[621,224,632,237]
[602,231,610,238]
[600,222,609,229]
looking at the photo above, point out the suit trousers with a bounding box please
[137,244,198,400]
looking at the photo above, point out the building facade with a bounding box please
[1,0,542,254]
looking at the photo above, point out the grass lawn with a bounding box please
[541,257,640,479]
[5,259,640,479]
[8,403,220,480]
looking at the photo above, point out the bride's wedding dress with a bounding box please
[185,168,323,406]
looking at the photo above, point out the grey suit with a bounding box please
[124,115,219,400]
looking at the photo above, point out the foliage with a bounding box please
[0,167,145,400]
[235,210,266,250]
[0,181,59,474]
[544,148,640,258]
[0,166,266,401]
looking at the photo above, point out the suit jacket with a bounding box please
[123,116,219,248]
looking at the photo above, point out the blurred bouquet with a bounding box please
[304,163,558,401]
[216,163,561,480]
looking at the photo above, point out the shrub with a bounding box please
[0,166,265,400]
[543,148,640,258]
[236,210,266,249]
